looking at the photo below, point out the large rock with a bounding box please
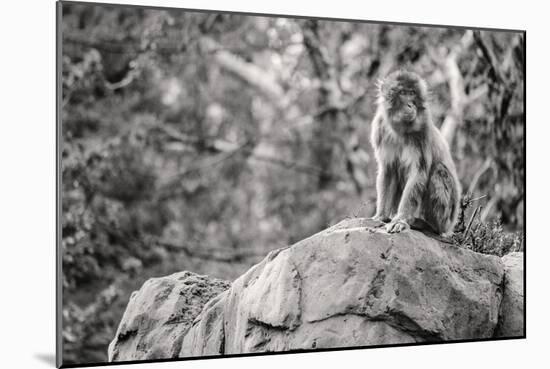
[494,252,524,337]
[109,218,523,361]
[180,218,504,356]
[108,271,230,361]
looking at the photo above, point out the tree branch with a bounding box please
[200,37,287,108]
[473,31,506,85]
[467,158,494,195]
[439,30,473,145]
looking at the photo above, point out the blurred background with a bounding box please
[60,2,524,364]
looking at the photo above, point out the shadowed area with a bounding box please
[34,353,56,366]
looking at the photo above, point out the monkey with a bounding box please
[370,70,461,236]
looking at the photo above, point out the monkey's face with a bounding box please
[379,71,428,133]
[390,89,418,123]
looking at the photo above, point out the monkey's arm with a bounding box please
[373,165,393,222]
[371,113,395,222]
[386,169,427,233]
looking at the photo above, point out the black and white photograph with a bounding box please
[57,1,525,367]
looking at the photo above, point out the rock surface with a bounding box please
[109,218,524,361]
[494,252,524,337]
[108,271,230,361]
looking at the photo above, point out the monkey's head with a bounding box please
[378,70,429,133]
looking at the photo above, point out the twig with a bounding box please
[104,68,139,90]
[462,205,482,246]
[468,194,487,203]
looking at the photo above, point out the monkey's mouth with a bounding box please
[392,111,417,124]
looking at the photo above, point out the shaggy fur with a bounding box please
[371,70,461,235]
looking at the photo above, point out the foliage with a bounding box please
[464,218,524,256]
[60,3,525,364]
[453,194,524,256]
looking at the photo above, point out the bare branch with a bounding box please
[104,68,140,90]
[473,31,506,85]
[301,20,348,189]
[439,30,474,145]
[465,84,489,105]
[467,158,494,195]
[462,205,482,246]
[200,37,287,107]
[468,195,488,203]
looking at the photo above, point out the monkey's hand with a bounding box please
[385,219,410,233]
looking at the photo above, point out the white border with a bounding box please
[1,1,545,368]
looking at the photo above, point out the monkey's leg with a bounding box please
[423,163,458,235]
[372,165,394,223]
[386,170,426,233]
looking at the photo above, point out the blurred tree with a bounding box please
[60,3,524,364]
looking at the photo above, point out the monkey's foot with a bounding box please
[385,219,410,233]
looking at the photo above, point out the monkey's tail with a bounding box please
[410,218,438,234]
